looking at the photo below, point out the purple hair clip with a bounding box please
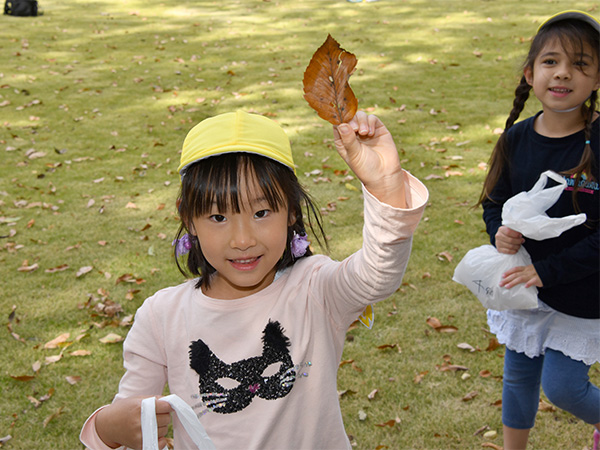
[290,232,310,259]
[172,233,193,256]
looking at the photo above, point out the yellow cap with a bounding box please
[178,111,295,175]
[537,10,600,34]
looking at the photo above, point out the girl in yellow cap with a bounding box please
[477,11,600,450]
[80,110,428,449]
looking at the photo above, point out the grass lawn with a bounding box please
[1,0,598,449]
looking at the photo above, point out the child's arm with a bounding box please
[332,111,406,208]
[94,397,172,449]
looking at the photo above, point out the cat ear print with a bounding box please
[189,339,213,375]
[262,320,291,352]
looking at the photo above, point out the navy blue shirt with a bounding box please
[483,112,599,319]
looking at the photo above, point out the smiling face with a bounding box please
[524,37,600,114]
[190,169,291,300]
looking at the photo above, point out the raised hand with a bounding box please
[333,111,406,208]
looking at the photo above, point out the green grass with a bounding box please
[1,1,598,449]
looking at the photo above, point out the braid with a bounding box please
[477,76,532,206]
[563,90,598,213]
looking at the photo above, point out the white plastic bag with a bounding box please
[452,245,538,310]
[501,170,586,239]
[454,170,587,310]
[139,395,216,450]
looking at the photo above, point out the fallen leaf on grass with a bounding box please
[45,264,69,273]
[116,273,146,285]
[27,395,41,408]
[338,389,356,398]
[10,374,35,382]
[65,375,81,385]
[426,317,458,333]
[70,349,91,356]
[99,333,123,344]
[486,338,501,352]
[367,389,378,400]
[76,266,94,278]
[457,342,476,352]
[462,390,478,402]
[302,34,358,125]
[481,443,503,449]
[437,363,469,372]
[44,332,70,349]
[376,344,398,351]
[413,371,428,384]
[45,354,63,365]
[436,251,453,262]
[538,399,556,412]
[375,417,401,428]
[473,425,489,436]
[17,261,39,273]
[43,406,64,428]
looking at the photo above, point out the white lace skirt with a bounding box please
[487,300,600,366]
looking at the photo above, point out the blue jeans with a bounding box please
[502,348,600,429]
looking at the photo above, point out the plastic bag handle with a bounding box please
[141,395,216,450]
[532,169,566,192]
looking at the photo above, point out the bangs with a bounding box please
[536,20,599,65]
[180,153,288,220]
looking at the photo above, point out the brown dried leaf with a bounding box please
[45,264,69,273]
[44,332,71,349]
[99,332,124,344]
[303,34,358,125]
[413,371,428,384]
[481,443,503,450]
[65,375,82,385]
[486,337,501,352]
[375,417,400,428]
[538,399,556,412]
[462,390,478,402]
[10,374,35,382]
[76,266,94,278]
[43,406,64,428]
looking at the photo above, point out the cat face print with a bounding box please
[189,320,296,414]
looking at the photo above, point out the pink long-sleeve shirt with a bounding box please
[81,172,428,450]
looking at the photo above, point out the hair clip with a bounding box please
[290,232,310,259]
[585,140,591,145]
[172,233,192,256]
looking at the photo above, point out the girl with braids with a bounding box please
[478,11,600,450]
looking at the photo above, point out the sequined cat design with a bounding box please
[189,320,296,414]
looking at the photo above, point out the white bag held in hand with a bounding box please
[454,170,587,311]
[452,245,539,310]
[501,170,586,240]
[140,395,216,450]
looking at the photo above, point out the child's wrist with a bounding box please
[363,171,407,208]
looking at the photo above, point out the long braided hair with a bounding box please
[478,18,599,209]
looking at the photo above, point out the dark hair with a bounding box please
[174,153,327,290]
[478,18,599,209]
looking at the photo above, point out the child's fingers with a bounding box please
[500,265,542,289]
[155,397,174,414]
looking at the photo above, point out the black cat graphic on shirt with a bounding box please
[189,320,296,414]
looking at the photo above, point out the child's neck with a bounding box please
[534,108,586,138]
